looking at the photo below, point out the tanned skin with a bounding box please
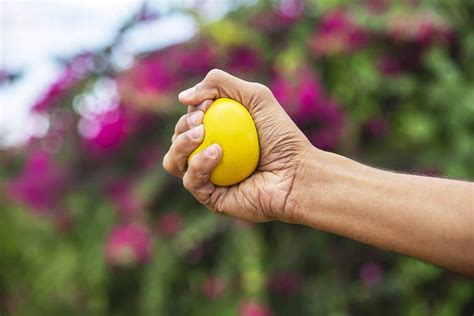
[163,69,474,277]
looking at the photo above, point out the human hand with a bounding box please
[163,69,313,223]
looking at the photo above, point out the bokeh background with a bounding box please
[1,0,473,315]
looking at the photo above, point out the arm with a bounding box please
[163,69,474,277]
[290,148,474,277]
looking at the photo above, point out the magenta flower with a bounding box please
[131,58,175,93]
[6,150,66,214]
[360,261,383,287]
[277,0,305,19]
[386,11,453,47]
[157,211,182,237]
[106,179,143,219]
[238,300,272,316]
[309,126,341,151]
[123,44,213,97]
[267,273,300,296]
[310,9,368,56]
[271,70,327,123]
[251,7,299,33]
[105,223,153,268]
[227,47,262,74]
[33,52,93,112]
[296,72,325,121]
[202,276,226,299]
[32,68,75,112]
[271,70,345,150]
[171,44,214,76]
[81,107,129,153]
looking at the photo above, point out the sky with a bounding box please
[0,0,240,147]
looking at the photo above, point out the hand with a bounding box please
[163,69,312,223]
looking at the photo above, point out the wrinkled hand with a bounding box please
[163,69,312,223]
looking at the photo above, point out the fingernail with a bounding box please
[187,111,203,127]
[203,143,220,158]
[188,125,204,140]
[178,87,195,100]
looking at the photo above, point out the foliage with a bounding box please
[1,0,473,315]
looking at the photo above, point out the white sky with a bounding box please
[0,0,242,147]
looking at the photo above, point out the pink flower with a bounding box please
[227,47,262,74]
[386,11,453,47]
[360,261,383,287]
[277,0,305,19]
[105,223,153,268]
[106,179,143,219]
[202,276,226,299]
[6,150,66,214]
[309,127,341,151]
[238,300,272,316]
[271,70,345,150]
[131,58,175,93]
[267,273,300,296]
[81,107,130,153]
[33,52,93,112]
[366,0,389,14]
[157,212,182,237]
[310,9,368,56]
[171,44,214,76]
[251,8,299,33]
[271,71,326,123]
[296,73,325,121]
[32,69,75,112]
[122,44,214,97]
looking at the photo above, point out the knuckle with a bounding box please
[174,115,187,132]
[205,68,226,82]
[175,133,191,150]
[162,153,172,173]
[254,83,272,96]
[183,175,194,191]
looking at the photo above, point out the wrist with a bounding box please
[286,146,374,229]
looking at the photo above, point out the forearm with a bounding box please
[291,147,474,276]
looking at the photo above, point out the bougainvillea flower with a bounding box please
[157,211,183,237]
[105,223,153,267]
[310,9,368,56]
[202,275,226,299]
[80,106,130,153]
[238,300,272,316]
[6,150,66,214]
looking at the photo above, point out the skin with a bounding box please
[163,69,474,277]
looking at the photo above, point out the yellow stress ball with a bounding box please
[188,98,259,186]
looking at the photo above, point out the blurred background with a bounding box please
[0,0,473,315]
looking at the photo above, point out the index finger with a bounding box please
[178,69,254,108]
